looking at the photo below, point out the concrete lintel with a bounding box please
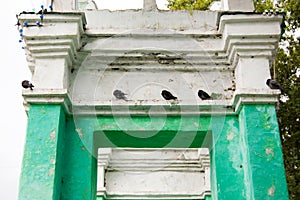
[84,10,219,34]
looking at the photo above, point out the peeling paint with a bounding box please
[48,167,55,176]
[75,128,84,139]
[226,132,236,141]
[268,185,275,196]
[194,122,199,127]
[101,125,116,130]
[265,148,274,157]
[40,106,46,114]
[50,159,56,164]
[50,130,56,141]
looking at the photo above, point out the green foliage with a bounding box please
[167,0,215,10]
[253,1,300,199]
[254,0,274,12]
[274,38,300,200]
[278,0,300,32]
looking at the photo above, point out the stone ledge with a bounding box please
[22,88,281,116]
[22,89,72,115]
[232,89,280,113]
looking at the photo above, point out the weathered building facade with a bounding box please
[18,0,289,199]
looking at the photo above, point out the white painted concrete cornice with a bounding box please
[22,89,71,114]
[232,89,280,113]
[22,89,280,116]
[219,14,283,66]
[18,12,86,72]
[20,11,283,115]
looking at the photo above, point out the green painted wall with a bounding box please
[94,115,212,148]
[239,105,289,200]
[19,104,289,200]
[61,117,97,200]
[18,105,65,200]
[211,115,246,199]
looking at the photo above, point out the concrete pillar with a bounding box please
[211,116,246,200]
[221,0,254,11]
[143,0,157,10]
[19,105,65,200]
[33,58,68,89]
[61,118,98,199]
[235,58,271,90]
[53,0,75,11]
[239,104,289,199]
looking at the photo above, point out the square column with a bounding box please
[33,58,68,89]
[235,58,271,90]
[211,116,246,200]
[18,105,66,200]
[221,0,254,11]
[239,104,289,199]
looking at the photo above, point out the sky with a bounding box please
[0,0,168,199]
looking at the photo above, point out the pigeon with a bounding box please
[266,79,285,94]
[22,80,34,90]
[198,90,212,100]
[161,90,177,100]
[113,90,127,100]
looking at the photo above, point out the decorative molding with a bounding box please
[18,13,86,73]
[20,12,283,115]
[22,89,280,116]
[232,89,280,113]
[22,89,72,115]
[97,148,211,199]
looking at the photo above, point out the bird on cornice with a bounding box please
[266,79,285,94]
[113,90,128,100]
[161,90,177,100]
[198,90,212,100]
[22,80,34,90]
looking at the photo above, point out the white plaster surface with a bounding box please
[235,58,271,90]
[98,148,210,199]
[19,8,284,115]
[33,59,68,89]
[221,0,254,11]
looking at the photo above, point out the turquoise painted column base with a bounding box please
[239,104,289,199]
[211,104,289,200]
[18,105,65,200]
[19,106,98,200]
[211,116,246,200]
